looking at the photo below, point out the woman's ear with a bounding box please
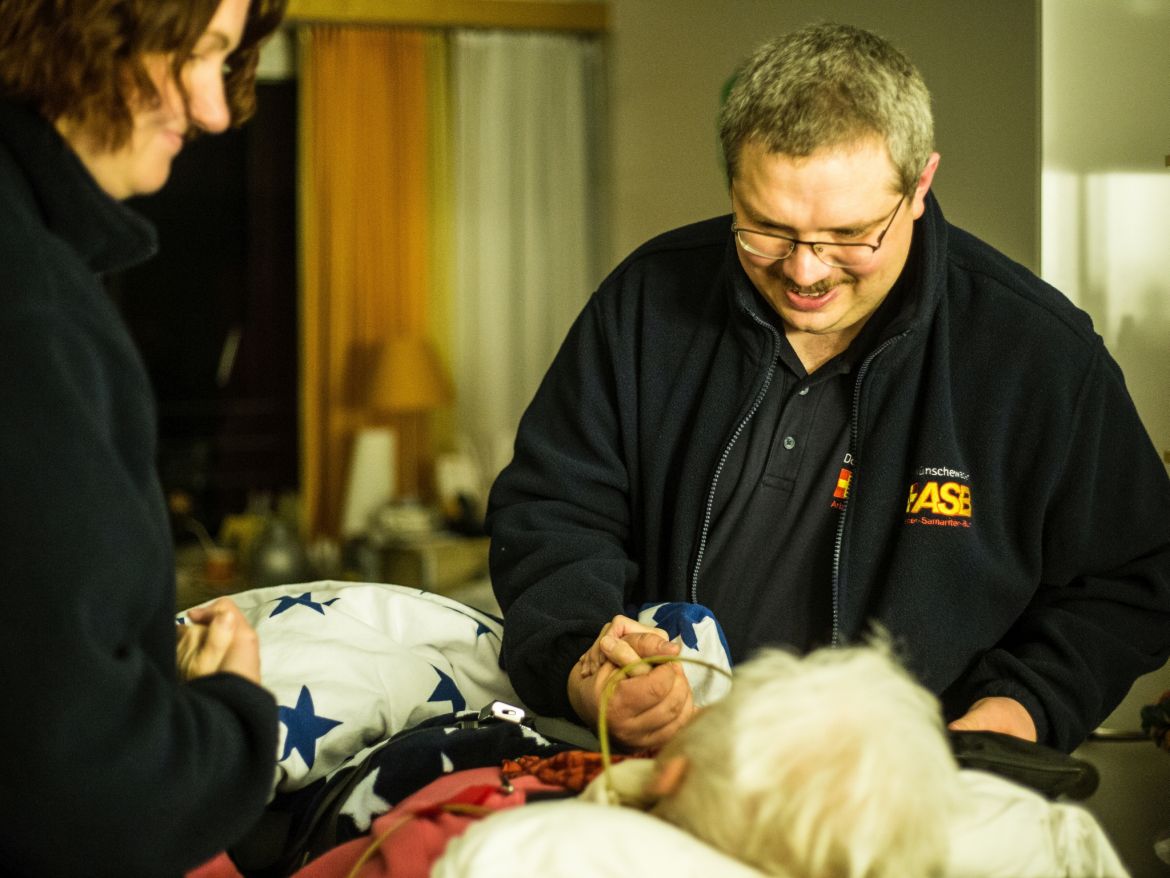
[648,755,689,798]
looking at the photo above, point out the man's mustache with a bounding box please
[787,277,856,296]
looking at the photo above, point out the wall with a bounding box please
[1044,3,1170,875]
[1041,0,1170,469]
[605,0,1040,270]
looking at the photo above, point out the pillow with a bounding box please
[946,770,1129,878]
[432,771,1129,878]
[431,800,764,878]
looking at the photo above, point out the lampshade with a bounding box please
[368,335,454,414]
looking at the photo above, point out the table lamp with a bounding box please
[367,334,454,501]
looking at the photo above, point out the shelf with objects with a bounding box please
[336,333,499,615]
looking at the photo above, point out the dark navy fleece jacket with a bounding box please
[0,100,277,877]
[487,190,1170,753]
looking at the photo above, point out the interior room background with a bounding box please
[113,0,1170,555]
[110,3,1169,871]
[113,4,611,548]
[117,0,1046,550]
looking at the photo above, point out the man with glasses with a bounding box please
[487,23,1170,755]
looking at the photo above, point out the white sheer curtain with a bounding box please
[450,29,607,491]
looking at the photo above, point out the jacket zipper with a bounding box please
[830,330,911,646]
[690,314,780,604]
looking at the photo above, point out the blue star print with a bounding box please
[269,593,340,618]
[278,685,342,769]
[427,666,466,711]
[442,604,499,639]
[649,602,732,660]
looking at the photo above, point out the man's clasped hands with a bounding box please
[568,615,697,751]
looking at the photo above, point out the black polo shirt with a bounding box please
[700,265,912,663]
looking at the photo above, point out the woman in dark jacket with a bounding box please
[0,1,286,874]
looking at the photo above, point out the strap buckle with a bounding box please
[456,700,528,729]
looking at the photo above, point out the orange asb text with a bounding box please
[904,481,972,517]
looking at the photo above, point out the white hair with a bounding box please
[651,637,959,878]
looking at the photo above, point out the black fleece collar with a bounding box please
[0,100,158,275]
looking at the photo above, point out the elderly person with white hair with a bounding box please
[436,637,1130,878]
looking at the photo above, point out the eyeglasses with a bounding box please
[731,196,905,270]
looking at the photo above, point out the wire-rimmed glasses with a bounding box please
[732,196,905,270]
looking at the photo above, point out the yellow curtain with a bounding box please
[299,27,447,538]
[426,33,455,457]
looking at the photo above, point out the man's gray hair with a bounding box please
[652,636,959,878]
[718,22,934,196]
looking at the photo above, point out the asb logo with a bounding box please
[905,467,972,528]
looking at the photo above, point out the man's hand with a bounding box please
[574,615,663,680]
[567,615,695,751]
[948,696,1037,741]
[177,597,262,685]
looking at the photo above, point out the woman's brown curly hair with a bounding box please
[0,0,288,150]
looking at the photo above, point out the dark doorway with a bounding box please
[108,80,298,534]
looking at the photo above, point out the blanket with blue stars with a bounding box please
[177,582,734,798]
